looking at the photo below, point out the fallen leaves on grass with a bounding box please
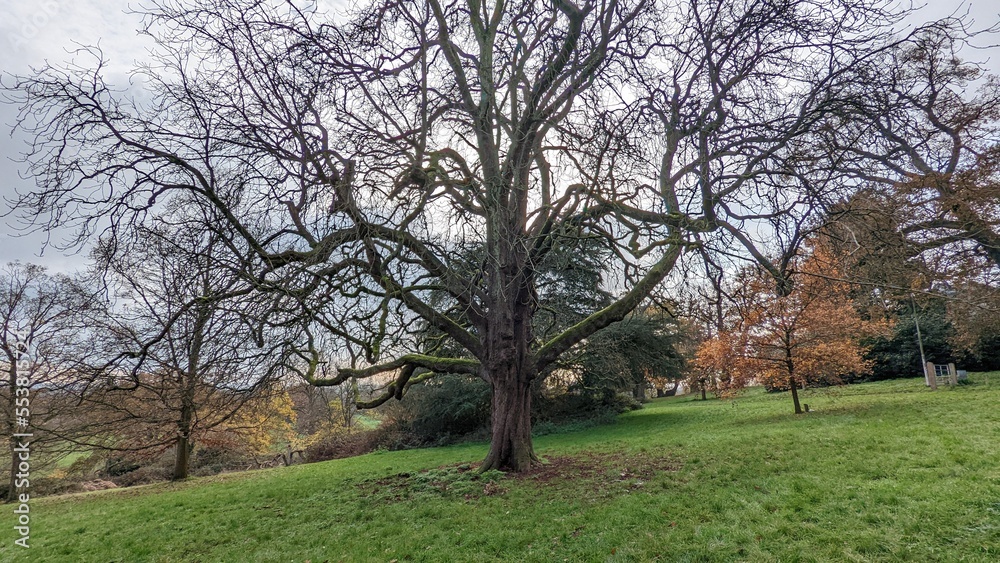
[357,463,506,502]
[516,451,681,499]
[356,451,682,504]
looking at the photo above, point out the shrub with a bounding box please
[303,430,383,463]
[110,465,173,487]
[0,477,85,499]
[376,374,491,445]
[534,389,641,424]
[373,374,639,447]
[190,446,249,476]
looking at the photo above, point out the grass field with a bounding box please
[2,375,999,562]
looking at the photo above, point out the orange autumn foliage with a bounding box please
[694,245,888,403]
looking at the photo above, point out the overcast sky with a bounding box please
[2,0,999,273]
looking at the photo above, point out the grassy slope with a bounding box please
[2,375,1000,562]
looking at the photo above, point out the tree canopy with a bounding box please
[4,0,958,470]
[694,244,887,412]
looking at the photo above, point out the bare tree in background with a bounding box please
[5,0,918,471]
[77,221,294,480]
[0,263,98,500]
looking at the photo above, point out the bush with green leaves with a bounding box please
[377,374,491,445]
[376,372,643,446]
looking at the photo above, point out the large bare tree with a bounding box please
[6,0,913,470]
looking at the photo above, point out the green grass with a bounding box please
[49,450,91,473]
[354,412,383,430]
[3,374,1000,562]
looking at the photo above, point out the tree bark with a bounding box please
[785,338,802,414]
[7,437,19,502]
[789,376,803,414]
[172,390,195,480]
[480,366,537,472]
[172,434,191,480]
[173,301,208,481]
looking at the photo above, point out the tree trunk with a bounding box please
[173,302,208,481]
[659,381,679,397]
[785,341,802,414]
[700,381,707,401]
[172,381,196,480]
[172,391,194,480]
[172,434,191,480]
[789,376,803,414]
[480,367,537,472]
[479,219,539,472]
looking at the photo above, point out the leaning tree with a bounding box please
[7,0,916,470]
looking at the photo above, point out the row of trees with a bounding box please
[0,209,695,497]
[1,198,330,499]
[2,0,998,472]
[0,247,689,500]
